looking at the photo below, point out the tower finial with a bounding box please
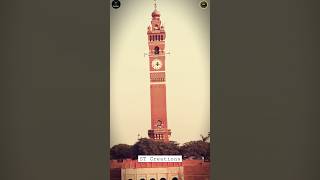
[154,0,157,10]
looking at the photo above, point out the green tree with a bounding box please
[131,138,180,159]
[110,144,133,160]
[180,140,210,160]
[200,132,210,142]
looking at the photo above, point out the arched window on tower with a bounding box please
[154,46,160,55]
[161,35,163,40]
[172,178,178,180]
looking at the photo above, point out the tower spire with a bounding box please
[154,0,157,10]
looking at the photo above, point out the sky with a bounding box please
[110,0,210,147]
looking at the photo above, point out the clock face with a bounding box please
[151,59,162,70]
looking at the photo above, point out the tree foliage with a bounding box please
[180,140,210,160]
[200,132,210,142]
[110,144,133,159]
[131,138,180,159]
[110,137,210,161]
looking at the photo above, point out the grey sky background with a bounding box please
[110,0,210,147]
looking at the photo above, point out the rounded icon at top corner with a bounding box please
[200,0,208,9]
[112,0,121,9]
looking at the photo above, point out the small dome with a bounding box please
[152,9,160,17]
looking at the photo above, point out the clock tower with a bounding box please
[147,1,171,142]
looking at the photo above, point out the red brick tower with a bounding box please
[147,1,171,142]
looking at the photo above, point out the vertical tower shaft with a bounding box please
[147,2,171,142]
